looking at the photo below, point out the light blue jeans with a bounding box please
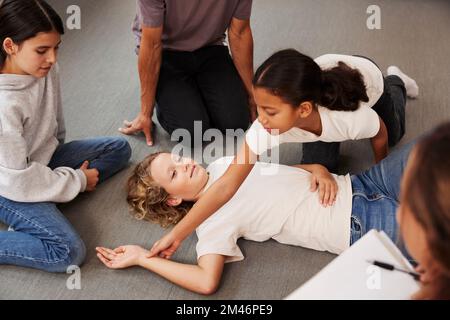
[350,140,415,259]
[0,137,131,272]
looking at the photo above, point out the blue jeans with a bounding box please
[349,140,415,259]
[0,137,131,272]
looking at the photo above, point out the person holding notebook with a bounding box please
[397,122,450,299]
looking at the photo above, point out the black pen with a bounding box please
[367,260,421,281]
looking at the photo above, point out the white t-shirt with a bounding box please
[195,157,353,263]
[246,54,384,156]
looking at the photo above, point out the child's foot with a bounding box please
[387,66,419,99]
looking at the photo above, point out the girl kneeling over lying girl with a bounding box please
[148,48,419,261]
[97,139,420,295]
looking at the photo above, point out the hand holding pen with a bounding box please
[367,260,421,281]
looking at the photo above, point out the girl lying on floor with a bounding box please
[97,137,418,295]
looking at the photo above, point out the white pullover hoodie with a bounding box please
[0,64,86,203]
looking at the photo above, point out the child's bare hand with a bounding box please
[309,165,338,207]
[147,231,181,259]
[96,245,149,269]
[80,161,99,192]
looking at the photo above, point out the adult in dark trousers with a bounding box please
[120,0,256,146]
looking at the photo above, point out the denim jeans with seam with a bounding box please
[0,137,131,272]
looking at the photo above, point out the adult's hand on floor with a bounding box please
[80,161,99,192]
[119,113,154,146]
[147,231,181,260]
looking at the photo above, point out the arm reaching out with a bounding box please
[96,246,225,295]
[149,140,257,259]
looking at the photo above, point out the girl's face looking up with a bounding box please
[149,153,210,204]
[2,31,61,78]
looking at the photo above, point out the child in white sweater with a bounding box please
[0,0,131,272]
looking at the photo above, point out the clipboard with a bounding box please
[285,230,420,300]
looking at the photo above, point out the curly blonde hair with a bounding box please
[127,152,194,228]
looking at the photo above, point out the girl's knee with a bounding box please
[67,236,86,268]
[110,137,132,163]
[49,236,86,273]
[116,137,132,156]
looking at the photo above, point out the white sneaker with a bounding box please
[387,66,419,99]
[7,226,14,232]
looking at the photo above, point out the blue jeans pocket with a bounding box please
[350,191,399,247]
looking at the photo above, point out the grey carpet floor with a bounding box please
[1,0,449,300]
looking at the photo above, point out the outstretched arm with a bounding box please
[149,141,257,259]
[96,246,226,295]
